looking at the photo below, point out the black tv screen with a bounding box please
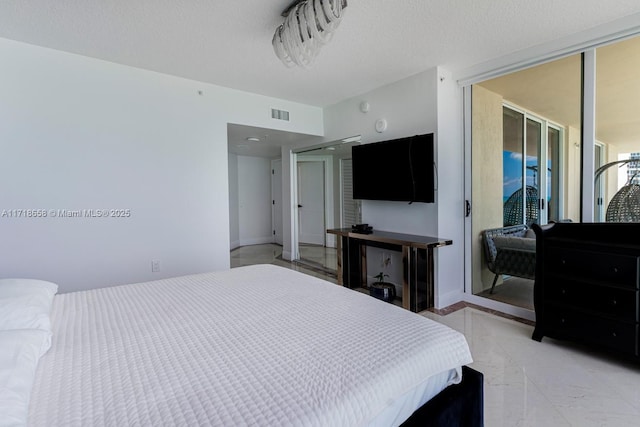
[351,133,434,203]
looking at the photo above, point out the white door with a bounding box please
[297,161,325,245]
[271,159,283,245]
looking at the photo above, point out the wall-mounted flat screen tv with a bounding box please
[351,133,434,203]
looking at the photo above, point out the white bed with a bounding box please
[25,264,472,426]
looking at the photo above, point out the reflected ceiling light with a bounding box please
[272,0,347,68]
[340,135,361,143]
[246,137,261,142]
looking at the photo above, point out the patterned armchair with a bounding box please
[481,224,536,294]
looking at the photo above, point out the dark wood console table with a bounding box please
[327,228,452,312]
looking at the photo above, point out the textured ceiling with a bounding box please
[3,1,640,158]
[2,0,640,108]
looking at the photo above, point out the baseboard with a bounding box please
[435,290,464,310]
[462,293,535,322]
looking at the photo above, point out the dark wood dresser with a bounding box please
[531,222,639,360]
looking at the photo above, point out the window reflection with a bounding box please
[595,36,640,222]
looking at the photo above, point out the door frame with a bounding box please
[594,142,606,221]
[464,87,536,321]
[271,158,283,245]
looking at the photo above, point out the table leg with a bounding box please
[402,245,410,310]
[426,247,435,309]
[410,247,435,312]
[360,244,367,288]
[336,236,343,286]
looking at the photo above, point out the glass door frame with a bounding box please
[462,29,640,320]
[503,103,565,226]
[547,123,565,222]
[594,142,606,221]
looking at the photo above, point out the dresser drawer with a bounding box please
[546,278,639,322]
[546,247,639,289]
[545,307,638,356]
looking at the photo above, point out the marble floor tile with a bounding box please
[231,243,337,283]
[423,307,640,426]
[476,276,534,310]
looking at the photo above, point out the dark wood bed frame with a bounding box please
[401,366,484,426]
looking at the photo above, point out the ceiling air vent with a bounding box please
[271,108,290,121]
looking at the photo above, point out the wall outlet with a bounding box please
[151,260,160,272]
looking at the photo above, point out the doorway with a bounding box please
[292,138,361,271]
[469,53,582,313]
[297,159,327,246]
[294,154,335,270]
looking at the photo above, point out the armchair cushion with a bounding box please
[481,224,537,283]
[492,236,536,252]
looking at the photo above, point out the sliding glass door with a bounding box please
[594,35,640,222]
[470,53,581,308]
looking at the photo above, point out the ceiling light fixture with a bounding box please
[272,0,347,68]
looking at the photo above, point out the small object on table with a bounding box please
[351,223,373,234]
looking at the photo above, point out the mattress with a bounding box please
[28,264,472,426]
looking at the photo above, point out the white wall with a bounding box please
[237,156,273,246]
[281,147,296,260]
[323,69,439,236]
[320,68,466,306]
[435,67,465,308]
[0,38,323,292]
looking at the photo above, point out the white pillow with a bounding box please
[0,279,58,352]
[0,279,58,299]
[0,329,51,427]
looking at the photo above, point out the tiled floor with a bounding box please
[231,244,640,426]
[476,276,534,310]
[422,308,640,426]
[230,243,336,282]
[299,243,337,271]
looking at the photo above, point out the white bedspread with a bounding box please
[28,264,472,426]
